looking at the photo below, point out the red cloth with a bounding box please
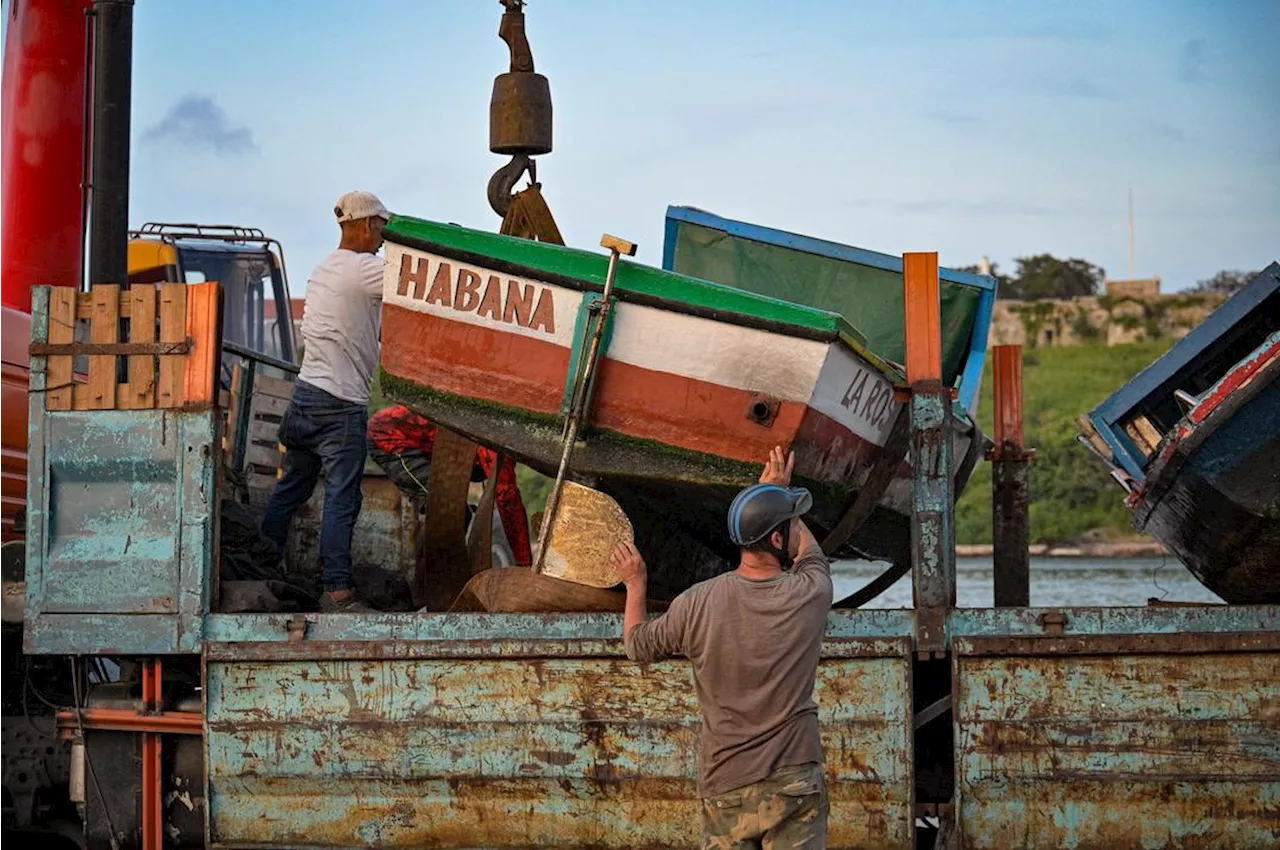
[368,405,533,566]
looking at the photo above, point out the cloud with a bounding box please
[143,96,257,156]
[1177,38,1207,83]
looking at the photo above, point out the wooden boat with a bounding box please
[662,206,998,412]
[378,215,988,598]
[1080,263,1280,603]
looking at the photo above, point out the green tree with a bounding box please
[1192,269,1257,297]
[1003,254,1105,300]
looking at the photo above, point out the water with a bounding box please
[830,556,1225,608]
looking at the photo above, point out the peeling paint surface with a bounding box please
[25,409,215,654]
[955,635,1280,848]
[205,632,914,848]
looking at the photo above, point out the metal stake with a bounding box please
[991,344,1033,606]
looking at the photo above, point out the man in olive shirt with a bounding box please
[615,446,833,849]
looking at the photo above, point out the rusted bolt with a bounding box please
[745,395,780,427]
[1038,611,1068,636]
[285,614,308,642]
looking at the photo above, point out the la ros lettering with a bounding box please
[397,253,556,334]
[840,367,895,431]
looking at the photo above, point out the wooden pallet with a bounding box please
[36,283,221,411]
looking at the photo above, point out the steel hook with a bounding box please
[487,153,536,218]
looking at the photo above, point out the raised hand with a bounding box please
[611,540,647,588]
[759,445,795,486]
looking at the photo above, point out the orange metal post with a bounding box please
[141,659,163,850]
[903,252,942,383]
[992,345,1025,455]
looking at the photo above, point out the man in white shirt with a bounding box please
[261,191,389,611]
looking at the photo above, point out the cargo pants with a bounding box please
[700,762,828,850]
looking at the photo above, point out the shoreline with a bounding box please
[955,541,1168,558]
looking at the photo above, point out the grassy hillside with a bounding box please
[955,339,1174,545]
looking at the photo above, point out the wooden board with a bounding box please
[122,286,157,409]
[537,482,631,588]
[417,426,478,610]
[76,285,119,410]
[46,288,77,411]
[157,283,188,408]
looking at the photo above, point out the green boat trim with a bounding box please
[386,215,903,381]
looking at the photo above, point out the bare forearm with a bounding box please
[795,519,822,559]
[623,580,648,642]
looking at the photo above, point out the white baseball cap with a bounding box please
[334,190,391,223]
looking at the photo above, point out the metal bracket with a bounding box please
[285,613,309,642]
[917,606,947,654]
[1038,610,1068,636]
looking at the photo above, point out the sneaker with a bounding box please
[319,592,373,613]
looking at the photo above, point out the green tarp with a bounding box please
[667,218,985,386]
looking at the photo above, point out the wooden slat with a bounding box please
[75,291,143,319]
[121,286,157,409]
[248,424,283,449]
[226,362,247,466]
[251,373,295,400]
[157,284,187,408]
[1124,415,1163,457]
[248,391,290,419]
[46,288,78,411]
[77,285,119,410]
[245,444,284,470]
[245,471,281,492]
[183,281,221,408]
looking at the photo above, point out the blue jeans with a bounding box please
[261,380,368,592]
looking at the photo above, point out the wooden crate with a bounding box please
[226,361,295,501]
[35,283,221,411]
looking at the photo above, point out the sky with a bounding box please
[13,0,1280,294]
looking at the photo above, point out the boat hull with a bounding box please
[379,221,982,596]
[1133,333,1280,604]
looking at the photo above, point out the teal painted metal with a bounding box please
[910,385,956,650]
[202,609,919,644]
[203,615,916,849]
[24,286,216,655]
[946,605,1280,637]
[952,628,1280,848]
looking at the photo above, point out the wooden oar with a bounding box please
[536,482,632,588]
[532,233,637,579]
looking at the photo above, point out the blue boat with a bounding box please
[1080,263,1280,603]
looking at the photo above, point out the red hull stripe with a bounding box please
[381,304,878,469]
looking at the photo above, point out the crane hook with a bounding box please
[488,154,537,219]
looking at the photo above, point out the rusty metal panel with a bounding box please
[955,632,1280,849]
[204,626,914,848]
